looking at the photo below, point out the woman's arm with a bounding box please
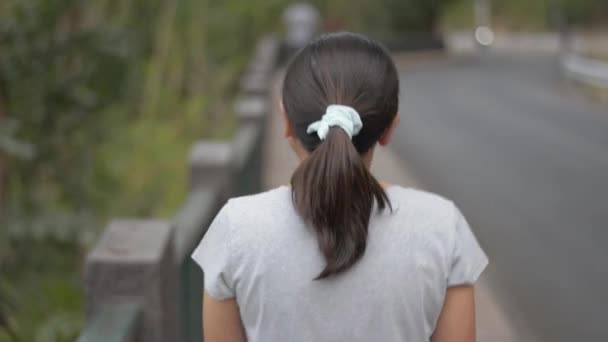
[431,285,476,342]
[202,292,247,342]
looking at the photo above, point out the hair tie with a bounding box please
[306,104,363,140]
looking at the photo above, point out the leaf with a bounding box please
[35,312,82,342]
[0,118,35,159]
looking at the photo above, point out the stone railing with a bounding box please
[77,34,280,342]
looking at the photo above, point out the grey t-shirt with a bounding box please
[191,185,488,342]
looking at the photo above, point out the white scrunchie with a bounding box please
[306,104,363,140]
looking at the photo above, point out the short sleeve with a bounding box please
[191,204,236,299]
[447,204,489,286]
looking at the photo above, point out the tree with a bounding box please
[0,1,131,339]
[0,0,131,237]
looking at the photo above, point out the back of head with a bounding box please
[282,32,399,279]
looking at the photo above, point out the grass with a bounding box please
[0,240,84,342]
[99,107,237,220]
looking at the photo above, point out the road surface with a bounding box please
[392,53,608,342]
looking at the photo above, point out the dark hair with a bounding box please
[282,32,399,279]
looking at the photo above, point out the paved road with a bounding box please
[392,53,608,342]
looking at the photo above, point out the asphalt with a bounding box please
[392,52,608,342]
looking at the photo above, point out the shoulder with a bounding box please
[387,186,459,223]
[384,186,467,248]
[217,186,295,243]
[196,186,293,261]
[222,185,292,220]
[384,187,488,280]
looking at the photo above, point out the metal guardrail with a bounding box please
[444,31,608,90]
[561,52,608,89]
[77,302,142,342]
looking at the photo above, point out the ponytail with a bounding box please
[291,127,391,280]
[282,32,399,279]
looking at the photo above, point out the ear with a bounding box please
[280,100,294,138]
[378,112,400,146]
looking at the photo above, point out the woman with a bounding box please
[192,32,488,342]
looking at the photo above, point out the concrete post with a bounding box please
[188,141,232,192]
[84,220,177,342]
[239,72,269,95]
[234,94,268,126]
[249,35,280,74]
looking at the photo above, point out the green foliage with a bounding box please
[0,239,83,342]
[557,0,608,27]
[442,0,608,31]
[0,0,293,238]
[0,0,288,340]
[96,0,284,217]
[0,0,132,229]
[313,0,455,38]
[381,0,454,32]
[0,1,129,337]
[492,0,551,31]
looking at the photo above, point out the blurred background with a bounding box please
[0,0,606,341]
